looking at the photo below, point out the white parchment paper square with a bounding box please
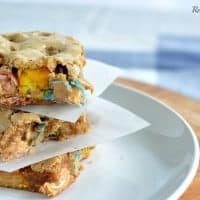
[0,97,149,172]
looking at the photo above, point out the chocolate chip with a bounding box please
[12,67,18,78]
[55,64,68,75]
[40,117,48,122]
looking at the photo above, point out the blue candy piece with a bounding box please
[31,122,47,146]
[65,81,72,91]
[36,122,46,131]
[70,80,83,89]
[73,150,81,161]
[43,89,54,101]
[70,80,86,103]
[45,79,86,104]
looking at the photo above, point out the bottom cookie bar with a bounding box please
[0,147,93,197]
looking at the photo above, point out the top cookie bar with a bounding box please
[0,31,93,106]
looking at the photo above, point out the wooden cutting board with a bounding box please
[116,78,200,200]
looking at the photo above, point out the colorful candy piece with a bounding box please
[51,80,85,104]
[18,67,49,97]
[70,80,85,100]
[43,89,54,101]
[0,72,18,95]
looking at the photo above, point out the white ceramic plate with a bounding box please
[0,84,199,200]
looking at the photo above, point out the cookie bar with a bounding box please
[0,31,93,106]
[0,147,93,197]
[0,108,89,161]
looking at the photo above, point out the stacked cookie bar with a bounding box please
[0,31,93,106]
[0,31,94,196]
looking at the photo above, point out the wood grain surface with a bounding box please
[116,78,200,200]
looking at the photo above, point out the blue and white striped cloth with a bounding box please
[87,35,200,100]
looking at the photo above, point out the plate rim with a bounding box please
[112,82,200,200]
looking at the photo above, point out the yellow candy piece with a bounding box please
[81,147,92,159]
[18,67,50,97]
